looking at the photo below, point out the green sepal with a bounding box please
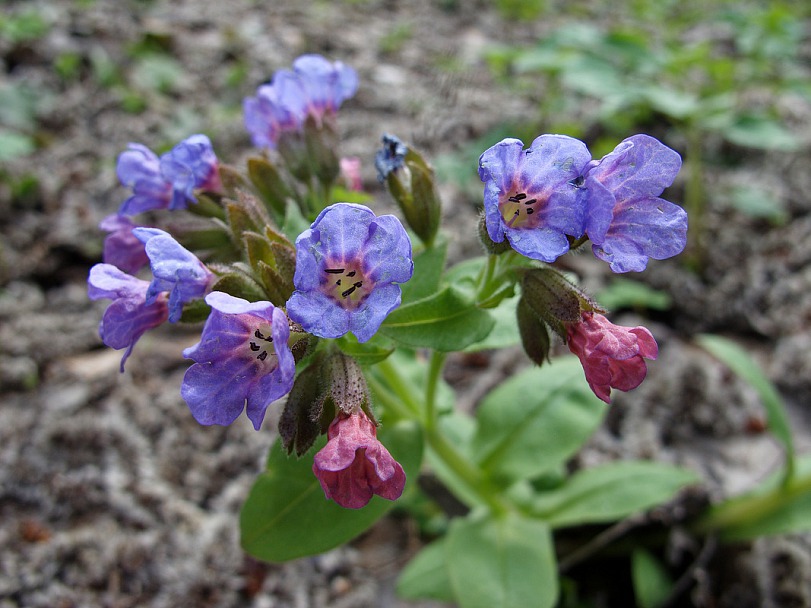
[520,267,583,338]
[278,355,331,456]
[178,297,212,324]
[247,156,295,219]
[209,263,268,302]
[516,296,551,366]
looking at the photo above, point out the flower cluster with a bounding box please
[479,133,686,272]
[89,52,688,517]
[243,54,358,150]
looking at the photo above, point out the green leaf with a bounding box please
[240,420,423,562]
[400,240,447,305]
[632,549,673,608]
[696,334,795,477]
[379,286,495,351]
[446,514,558,608]
[718,114,801,151]
[463,295,521,352]
[532,461,698,528]
[335,333,394,366]
[472,357,606,482]
[396,538,454,602]
[0,129,35,161]
[723,185,788,225]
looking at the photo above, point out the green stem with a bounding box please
[424,351,447,432]
[692,468,811,537]
[373,356,510,516]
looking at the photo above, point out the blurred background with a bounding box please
[2,1,811,606]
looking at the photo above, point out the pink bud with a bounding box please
[567,312,658,403]
[339,156,363,191]
[313,410,405,509]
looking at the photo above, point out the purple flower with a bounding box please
[181,291,295,430]
[313,410,406,509]
[117,144,172,215]
[133,227,215,323]
[243,54,358,149]
[87,264,169,372]
[159,134,222,210]
[584,135,687,273]
[99,214,149,274]
[567,311,658,403]
[478,135,592,262]
[286,203,413,342]
[116,135,221,214]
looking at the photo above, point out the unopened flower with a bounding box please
[133,227,215,323]
[584,134,686,273]
[243,54,358,150]
[117,144,172,215]
[339,156,363,191]
[374,133,407,182]
[567,311,658,403]
[99,214,149,274]
[313,410,406,509]
[87,264,169,371]
[181,291,295,430]
[286,203,413,342]
[159,134,222,210]
[478,134,591,262]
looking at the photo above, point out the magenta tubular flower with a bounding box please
[159,134,222,210]
[313,410,406,509]
[181,292,295,430]
[87,264,169,371]
[99,214,149,274]
[566,311,658,403]
[243,54,358,149]
[584,134,687,273]
[117,143,173,215]
[478,134,592,262]
[286,203,413,342]
[133,228,215,323]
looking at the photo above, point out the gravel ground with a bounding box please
[2,1,811,606]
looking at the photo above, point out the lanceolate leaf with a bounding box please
[379,286,495,351]
[532,461,698,528]
[472,357,606,482]
[396,537,454,602]
[240,421,423,562]
[696,334,795,478]
[446,514,558,608]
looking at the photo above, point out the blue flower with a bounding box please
[99,214,149,274]
[286,203,413,342]
[116,135,221,214]
[133,228,215,323]
[243,54,358,150]
[87,264,169,371]
[117,144,172,215]
[181,291,295,430]
[159,134,222,210]
[583,135,686,273]
[478,134,592,262]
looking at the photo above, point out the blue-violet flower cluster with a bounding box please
[479,133,687,272]
[243,54,358,150]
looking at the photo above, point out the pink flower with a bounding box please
[313,410,406,509]
[567,312,658,403]
[339,156,363,191]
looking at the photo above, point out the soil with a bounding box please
[2,1,811,607]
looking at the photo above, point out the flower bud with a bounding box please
[520,267,585,339]
[247,156,296,219]
[279,355,333,456]
[376,134,441,246]
[516,296,551,366]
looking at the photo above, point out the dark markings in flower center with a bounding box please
[504,191,539,226]
[250,328,274,362]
